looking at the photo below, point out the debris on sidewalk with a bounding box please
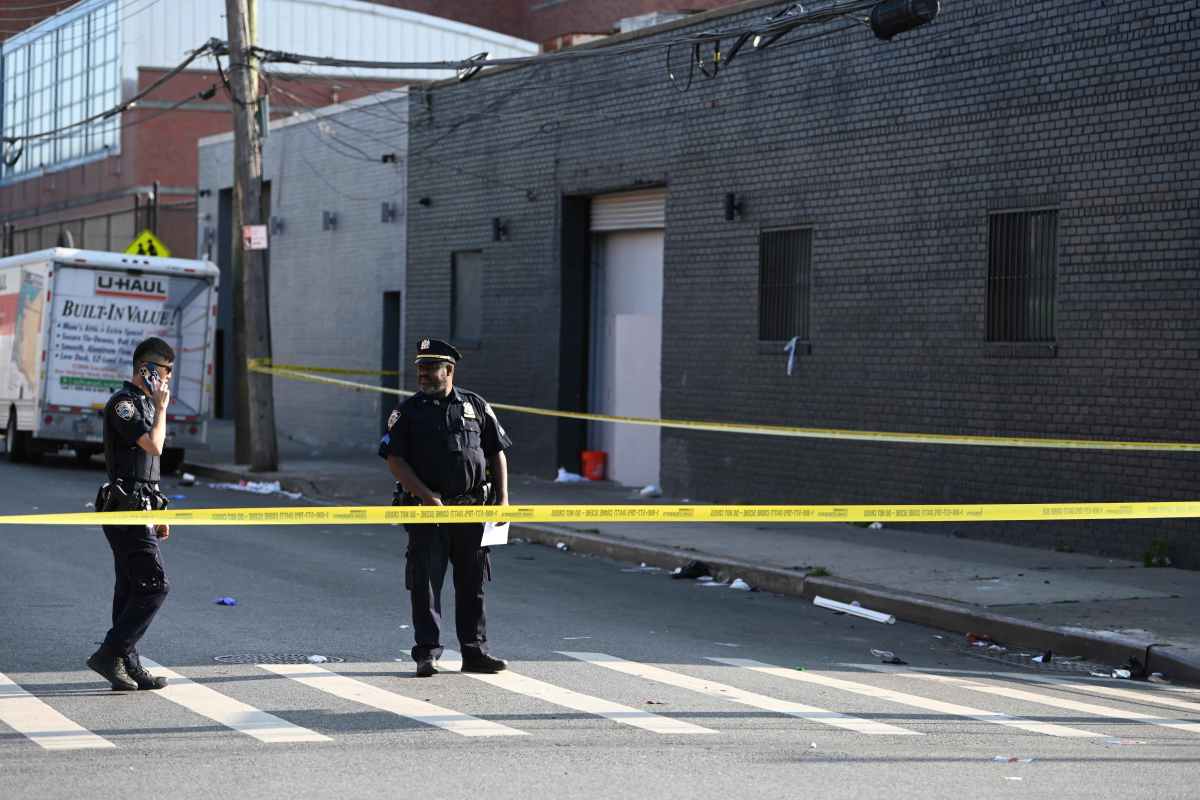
[714,642,741,648]
[556,542,570,551]
[1111,668,1132,680]
[307,655,329,664]
[729,578,753,591]
[1101,739,1147,747]
[638,484,662,498]
[700,580,731,588]
[645,700,666,705]
[993,756,1035,764]
[966,632,996,648]
[1123,656,1148,679]
[213,596,237,606]
[1148,672,1169,684]
[1032,650,1052,664]
[621,562,664,574]
[554,467,586,483]
[813,595,896,624]
[208,480,303,500]
[671,560,712,580]
[868,522,884,530]
[870,649,907,665]
[179,472,197,486]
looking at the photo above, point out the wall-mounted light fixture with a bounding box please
[381,153,398,164]
[381,202,397,223]
[870,0,940,40]
[270,216,285,235]
[322,211,338,231]
[724,193,744,221]
[492,217,510,242]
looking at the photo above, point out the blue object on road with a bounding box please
[214,596,238,606]
[168,495,186,501]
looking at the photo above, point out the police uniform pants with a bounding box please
[404,523,490,662]
[100,524,169,657]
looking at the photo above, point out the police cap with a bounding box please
[414,337,462,365]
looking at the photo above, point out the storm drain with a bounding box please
[214,653,346,665]
[945,642,1123,676]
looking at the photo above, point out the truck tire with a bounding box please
[161,448,185,475]
[3,411,28,464]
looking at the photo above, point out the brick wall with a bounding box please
[406,0,1200,566]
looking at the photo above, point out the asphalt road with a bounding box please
[2,456,1199,799]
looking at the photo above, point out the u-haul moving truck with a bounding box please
[0,248,219,472]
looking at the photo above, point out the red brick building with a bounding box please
[1,0,539,258]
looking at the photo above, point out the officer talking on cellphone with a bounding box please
[87,337,175,691]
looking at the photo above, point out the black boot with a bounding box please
[461,653,507,674]
[415,658,437,678]
[87,648,138,691]
[123,654,168,690]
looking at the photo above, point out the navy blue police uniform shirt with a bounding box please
[103,381,159,482]
[382,388,511,499]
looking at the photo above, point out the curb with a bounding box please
[512,523,1200,685]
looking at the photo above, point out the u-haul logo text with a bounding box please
[95,272,168,301]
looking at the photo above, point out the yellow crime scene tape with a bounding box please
[2,501,1200,526]
[248,358,1200,453]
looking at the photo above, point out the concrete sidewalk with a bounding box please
[183,420,1200,684]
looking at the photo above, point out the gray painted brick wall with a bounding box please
[198,91,409,451]
[405,1,1200,566]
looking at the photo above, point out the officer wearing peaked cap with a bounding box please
[379,338,512,677]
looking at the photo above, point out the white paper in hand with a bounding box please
[481,521,510,547]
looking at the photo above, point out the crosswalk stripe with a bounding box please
[439,651,718,735]
[139,659,330,743]
[0,672,115,751]
[259,663,526,738]
[707,658,1102,738]
[857,666,1200,736]
[929,671,1200,716]
[559,652,920,735]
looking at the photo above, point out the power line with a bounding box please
[3,39,218,150]
[248,0,888,75]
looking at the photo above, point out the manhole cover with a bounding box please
[214,653,346,664]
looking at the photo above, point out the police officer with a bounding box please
[86,337,174,691]
[381,338,512,677]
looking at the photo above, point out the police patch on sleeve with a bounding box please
[387,409,401,430]
[484,403,506,438]
[115,400,136,421]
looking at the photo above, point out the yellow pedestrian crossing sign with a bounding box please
[125,230,171,258]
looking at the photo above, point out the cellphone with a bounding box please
[140,364,161,392]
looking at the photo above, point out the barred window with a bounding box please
[451,250,483,342]
[758,228,812,341]
[987,210,1057,342]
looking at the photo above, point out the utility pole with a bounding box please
[224,0,278,470]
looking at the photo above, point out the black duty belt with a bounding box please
[392,482,492,507]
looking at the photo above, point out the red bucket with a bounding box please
[580,450,607,481]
